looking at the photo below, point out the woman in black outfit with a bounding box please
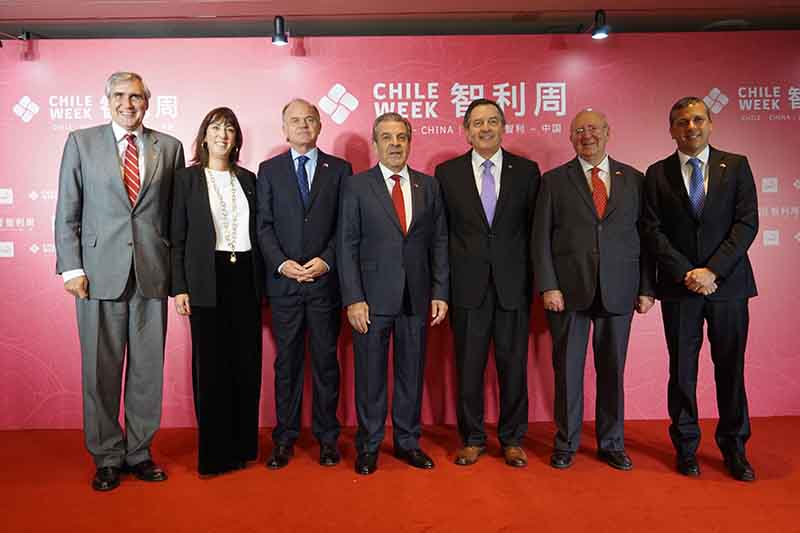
[171,107,264,476]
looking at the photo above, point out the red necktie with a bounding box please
[591,167,607,218]
[390,174,406,235]
[123,133,141,205]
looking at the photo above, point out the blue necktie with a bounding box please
[296,154,310,209]
[688,157,705,217]
[480,159,496,225]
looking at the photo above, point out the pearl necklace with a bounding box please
[205,167,238,263]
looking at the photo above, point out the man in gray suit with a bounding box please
[55,71,185,491]
[533,109,655,471]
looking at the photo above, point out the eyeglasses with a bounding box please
[572,124,607,136]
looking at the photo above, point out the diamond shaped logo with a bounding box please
[794,232,800,243]
[761,177,778,193]
[704,88,729,114]
[794,179,800,190]
[28,190,39,201]
[29,243,40,254]
[319,84,359,125]
[13,96,40,123]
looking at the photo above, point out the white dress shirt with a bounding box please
[678,145,710,195]
[205,168,251,252]
[471,149,503,199]
[578,154,611,196]
[379,162,413,232]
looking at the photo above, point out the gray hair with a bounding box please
[104,71,151,102]
[281,98,321,121]
[372,112,412,143]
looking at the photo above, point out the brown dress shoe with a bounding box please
[454,445,486,466]
[503,446,528,468]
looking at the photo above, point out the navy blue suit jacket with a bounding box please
[337,165,449,316]
[256,149,352,301]
[641,147,758,302]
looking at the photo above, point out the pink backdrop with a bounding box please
[1,32,798,430]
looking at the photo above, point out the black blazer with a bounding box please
[533,157,655,314]
[256,149,352,301]
[170,164,265,307]
[435,149,541,310]
[641,147,759,302]
[337,165,449,316]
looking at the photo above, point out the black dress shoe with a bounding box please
[266,444,294,470]
[550,450,574,469]
[724,451,755,482]
[92,466,121,491]
[676,455,701,477]
[124,460,168,482]
[319,443,341,467]
[394,448,435,469]
[355,452,378,475]
[598,449,633,471]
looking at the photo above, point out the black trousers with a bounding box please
[189,252,262,475]
[547,290,633,453]
[661,298,751,458]
[270,289,341,447]
[353,307,427,454]
[451,281,529,447]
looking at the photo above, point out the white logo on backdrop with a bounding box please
[763,229,780,246]
[0,242,14,257]
[319,84,359,125]
[29,244,39,254]
[794,179,800,190]
[704,88,729,114]
[0,188,13,205]
[762,177,779,193]
[795,232,800,243]
[13,96,40,123]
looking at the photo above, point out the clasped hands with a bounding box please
[281,257,328,283]
[684,267,717,296]
[346,299,448,334]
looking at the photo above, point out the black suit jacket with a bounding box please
[337,165,449,316]
[641,147,759,301]
[435,149,541,310]
[533,157,655,314]
[256,149,352,301]
[170,164,265,307]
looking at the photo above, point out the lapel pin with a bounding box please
[323,162,329,167]
[720,162,727,168]
[614,170,622,176]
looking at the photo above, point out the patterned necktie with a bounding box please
[390,174,407,235]
[480,159,496,225]
[688,157,705,217]
[590,167,607,218]
[296,154,310,209]
[122,133,140,205]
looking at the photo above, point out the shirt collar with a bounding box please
[677,145,710,167]
[111,121,143,143]
[291,146,318,163]
[578,154,610,175]
[378,162,409,182]
[471,148,502,170]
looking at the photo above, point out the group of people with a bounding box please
[54,71,759,492]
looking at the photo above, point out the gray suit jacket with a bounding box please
[55,123,185,299]
[533,157,655,314]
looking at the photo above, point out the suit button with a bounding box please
[304,217,309,223]
[597,224,603,231]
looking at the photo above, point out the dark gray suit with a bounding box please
[55,123,184,467]
[533,157,654,453]
[337,165,449,452]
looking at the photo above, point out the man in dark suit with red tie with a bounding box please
[435,99,540,467]
[641,96,759,481]
[257,98,353,469]
[533,109,655,471]
[337,112,449,475]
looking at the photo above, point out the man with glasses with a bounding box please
[641,97,759,481]
[533,109,655,470]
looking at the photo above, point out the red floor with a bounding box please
[1,418,798,532]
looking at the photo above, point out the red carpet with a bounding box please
[1,417,798,532]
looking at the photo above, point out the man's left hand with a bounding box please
[636,295,655,314]
[299,257,329,282]
[430,299,448,326]
[684,268,717,294]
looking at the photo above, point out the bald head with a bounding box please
[569,109,610,166]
